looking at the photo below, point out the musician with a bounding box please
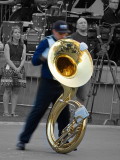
[35,0,64,16]
[16,20,70,151]
[49,0,64,16]
[101,0,120,24]
[101,0,120,65]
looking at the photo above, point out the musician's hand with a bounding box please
[80,42,88,51]
[41,48,49,59]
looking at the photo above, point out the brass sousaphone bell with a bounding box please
[46,39,93,153]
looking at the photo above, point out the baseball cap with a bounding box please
[52,20,70,33]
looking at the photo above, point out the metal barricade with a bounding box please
[103,61,120,125]
[0,53,41,107]
[86,59,120,125]
[0,51,5,103]
[16,53,40,106]
[0,52,120,121]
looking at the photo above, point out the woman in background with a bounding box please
[1,26,26,117]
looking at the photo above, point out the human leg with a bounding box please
[57,105,70,137]
[17,79,54,147]
[76,80,90,105]
[50,83,70,137]
[16,99,50,150]
[3,87,11,116]
[11,86,20,116]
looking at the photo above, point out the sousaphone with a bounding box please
[46,39,93,153]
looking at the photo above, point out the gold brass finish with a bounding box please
[55,55,77,77]
[47,39,93,153]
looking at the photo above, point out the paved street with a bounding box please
[0,122,120,160]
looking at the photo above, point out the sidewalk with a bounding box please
[0,103,120,125]
[0,103,120,126]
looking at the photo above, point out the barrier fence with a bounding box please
[0,52,40,106]
[86,59,120,124]
[0,51,120,123]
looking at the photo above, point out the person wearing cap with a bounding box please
[16,20,71,151]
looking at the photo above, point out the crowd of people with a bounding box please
[0,0,120,152]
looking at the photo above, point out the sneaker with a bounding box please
[74,148,77,151]
[11,113,18,117]
[65,141,77,151]
[16,141,25,150]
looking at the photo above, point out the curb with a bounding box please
[0,121,120,128]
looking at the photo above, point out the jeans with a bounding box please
[76,80,90,104]
[19,78,70,143]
